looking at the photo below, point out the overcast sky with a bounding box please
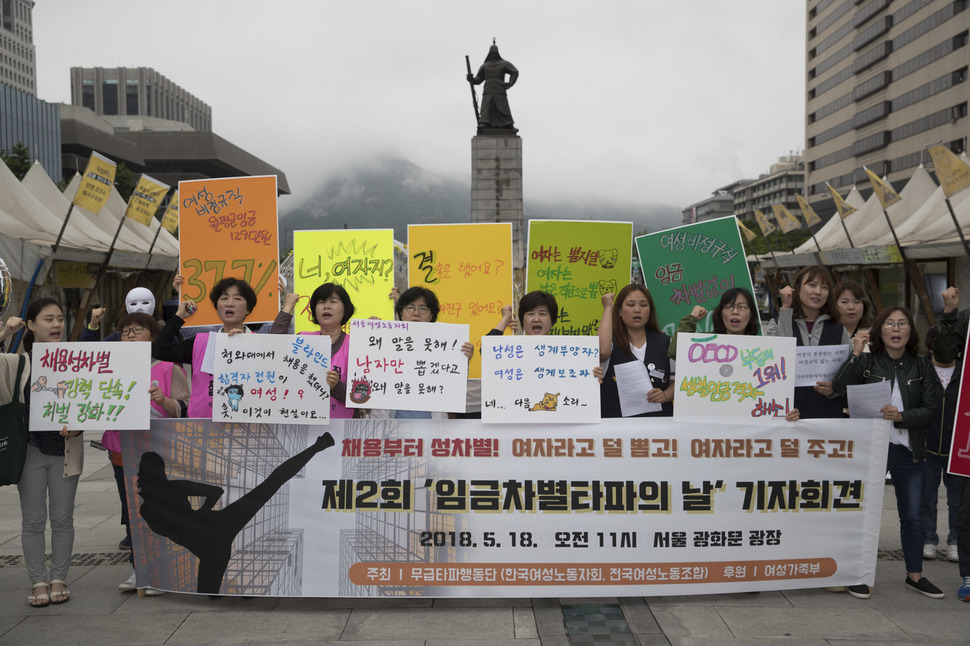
[33,1,806,211]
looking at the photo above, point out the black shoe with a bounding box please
[847,584,870,599]
[905,576,944,599]
[119,536,131,550]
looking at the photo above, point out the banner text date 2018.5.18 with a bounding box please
[416,530,640,549]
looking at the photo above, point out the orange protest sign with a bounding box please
[178,176,280,326]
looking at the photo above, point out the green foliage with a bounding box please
[741,220,813,256]
[115,163,134,202]
[1,142,32,180]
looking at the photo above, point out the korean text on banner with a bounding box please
[344,319,469,413]
[72,151,116,215]
[481,335,601,423]
[212,334,331,425]
[29,342,151,431]
[160,190,179,235]
[125,174,170,226]
[526,220,632,337]
[636,217,755,337]
[794,345,852,388]
[408,223,513,378]
[178,176,279,326]
[293,229,394,333]
[124,417,889,597]
[675,333,796,419]
[948,330,970,477]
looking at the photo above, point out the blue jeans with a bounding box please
[887,443,927,574]
[921,452,960,546]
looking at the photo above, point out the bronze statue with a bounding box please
[466,41,519,133]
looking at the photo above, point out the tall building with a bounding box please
[0,0,35,95]
[69,67,212,132]
[733,155,805,222]
[681,180,750,225]
[804,0,970,202]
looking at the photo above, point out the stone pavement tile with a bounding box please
[668,639,827,646]
[559,596,620,605]
[649,605,733,639]
[114,589,279,614]
[166,609,349,645]
[633,634,671,646]
[0,614,23,639]
[342,606,514,641]
[433,596,532,607]
[717,607,910,641]
[533,597,566,637]
[0,612,190,646]
[513,606,539,638]
[426,641,541,646]
[646,590,792,607]
[274,596,432,610]
[619,597,661,633]
[885,609,970,640]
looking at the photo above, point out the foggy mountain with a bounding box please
[279,157,681,249]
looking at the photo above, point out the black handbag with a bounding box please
[0,355,28,486]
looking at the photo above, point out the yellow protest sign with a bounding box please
[928,144,970,199]
[293,230,395,333]
[72,151,116,215]
[54,261,95,289]
[160,190,179,235]
[408,223,513,378]
[125,174,170,226]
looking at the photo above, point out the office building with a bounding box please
[681,180,750,226]
[733,155,805,222]
[0,0,35,95]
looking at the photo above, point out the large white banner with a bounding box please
[123,417,889,597]
[481,335,600,423]
[29,342,151,430]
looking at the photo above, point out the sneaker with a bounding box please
[959,576,970,601]
[905,576,944,599]
[139,587,165,596]
[947,544,959,563]
[119,536,131,551]
[923,544,936,560]
[847,584,870,599]
[118,572,136,592]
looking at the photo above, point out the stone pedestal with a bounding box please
[471,134,524,269]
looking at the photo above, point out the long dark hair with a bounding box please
[23,297,61,353]
[869,306,920,356]
[611,284,660,350]
[790,265,837,319]
[712,288,759,335]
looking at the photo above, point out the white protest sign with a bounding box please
[481,335,601,424]
[213,334,331,424]
[29,342,151,430]
[345,319,469,413]
[795,345,853,387]
[675,332,796,419]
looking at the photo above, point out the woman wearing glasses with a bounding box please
[832,306,943,599]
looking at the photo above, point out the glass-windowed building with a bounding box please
[0,82,61,179]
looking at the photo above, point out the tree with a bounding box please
[115,162,134,202]
[1,142,32,180]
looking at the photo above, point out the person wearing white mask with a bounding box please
[82,287,158,342]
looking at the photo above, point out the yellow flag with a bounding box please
[160,190,179,235]
[796,195,822,227]
[753,209,776,237]
[928,144,970,199]
[772,204,802,234]
[864,168,901,209]
[72,151,116,214]
[124,174,170,226]
[827,184,857,219]
[737,219,757,243]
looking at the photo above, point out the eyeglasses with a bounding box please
[121,326,146,337]
[404,305,430,315]
[882,320,910,330]
[725,303,750,312]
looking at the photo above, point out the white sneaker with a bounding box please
[118,571,137,591]
[948,544,959,562]
[139,586,165,596]
[923,544,937,560]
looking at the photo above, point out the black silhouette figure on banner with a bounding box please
[137,432,335,594]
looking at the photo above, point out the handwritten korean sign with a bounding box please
[674,333,796,419]
[481,335,601,423]
[293,229,394,333]
[178,176,279,326]
[212,334,331,425]
[345,319,469,413]
[636,217,756,336]
[28,342,151,431]
[794,345,852,388]
[407,223,513,378]
[526,220,632,337]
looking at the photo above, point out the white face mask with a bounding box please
[126,288,156,315]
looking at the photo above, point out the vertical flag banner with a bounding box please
[178,176,280,326]
[796,195,822,227]
[635,216,756,337]
[408,223,514,378]
[526,220,632,336]
[771,204,802,234]
[753,209,776,237]
[72,151,116,214]
[864,169,901,209]
[160,190,179,235]
[827,184,857,219]
[928,144,970,199]
[125,174,170,226]
[738,220,757,243]
[293,230,394,333]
